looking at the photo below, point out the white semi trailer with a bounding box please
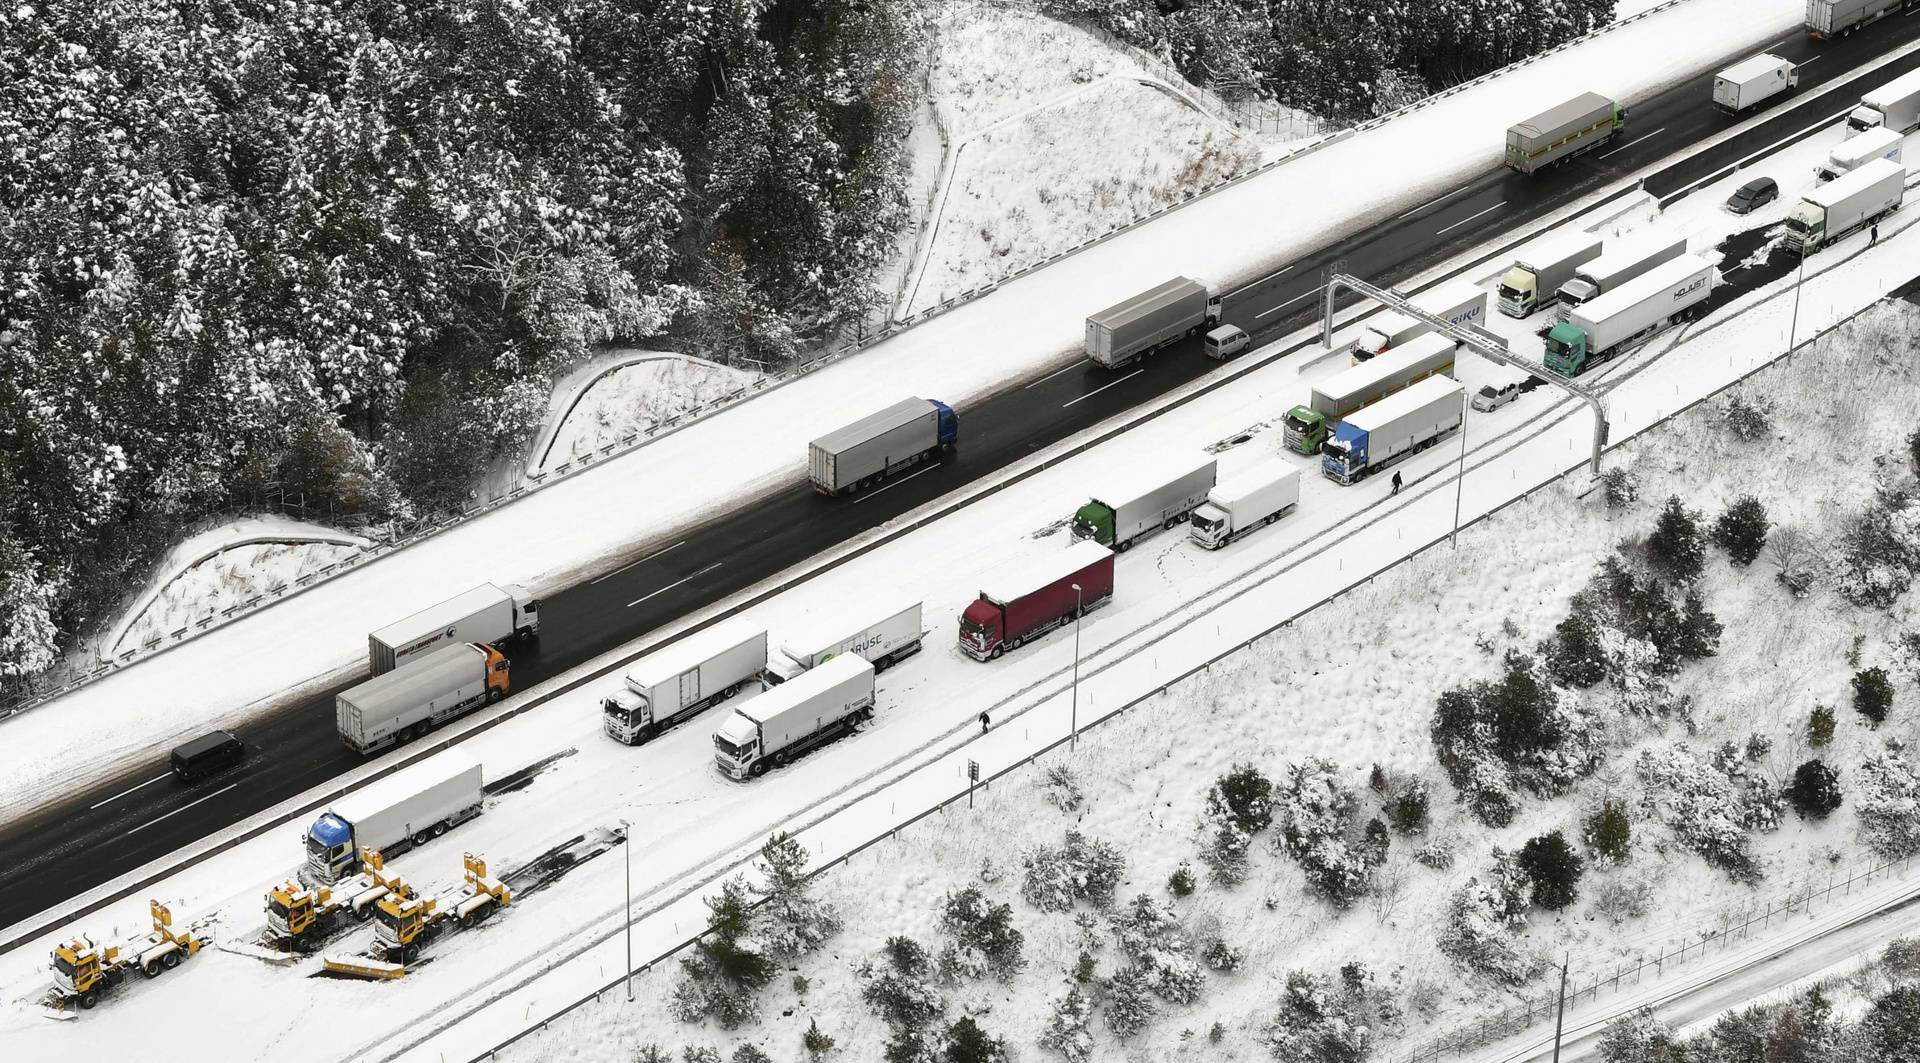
[1544,254,1717,376]
[766,596,925,683]
[302,752,485,884]
[369,583,539,675]
[1784,158,1906,255]
[602,620,769,745]
[1069,453,1218,551]
[1321,378,1465,485]
[1555,235,1688,322]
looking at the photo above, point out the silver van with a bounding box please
[1204,324,1250,360]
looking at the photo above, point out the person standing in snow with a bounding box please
[1871,223,1880,246]
[979,711,991,735]
[1391,470,1403,496]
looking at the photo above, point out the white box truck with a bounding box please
[336,642,510,754]
[1069,453,1218,552]
[301,751,485,884]
[1189,463,1301,549]
[1497,231,1604,317]
[1847,67,1920,136]
[766,596,925,683]
[369,583,539,675]
[1352,279,1488,361]
[1321,377,1464,485]
[603,620,769,745]
[713,654,875,780]
[1555,235,1688,322]
[1819,125,1903,181]
[1784,157,1905,255]
[809,397,959,496]
[1712,53,1798,114]
[1085,277,1222,368]
[1283,332,1456,455]
[1809,0,1911,39]
[1544,254,1717,376]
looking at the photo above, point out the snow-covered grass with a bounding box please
[904,5,1269,313]
[501,298,1920,1063]
[531,354,764,476]
[106,516,368,659]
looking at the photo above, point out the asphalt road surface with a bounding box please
[6,16,1920,932]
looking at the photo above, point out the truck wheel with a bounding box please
[414,829,432,846]
[749,759,768,778]
[144,961,162,978]
[432,821,449,838]
[988,645,1004,660]
[79,992,97,1010]
[721,685,739,701]
[163,950,182,969]
[486,687,503,704]
[1163,517,1177,531]
[1115,539,1131,553]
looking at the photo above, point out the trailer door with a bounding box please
[679,666,701,706]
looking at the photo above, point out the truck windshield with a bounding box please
[1191,513,1222,534]
[305,833,345,861]
[1784,215,1815,235]
[713,734,750,759]
[53,955,78,978]
[1323,441,1351,462]
[959,617,992,640]
[1284,413,1316,435]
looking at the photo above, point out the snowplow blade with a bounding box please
[320,955,406,980]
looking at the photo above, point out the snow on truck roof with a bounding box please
[341,642,486,714]
[737,653,871,725]
[1576,253,1712,322]
[809,398,931,455]
[979,540,1112,605]
[1509,92,1613,138]
[1512,228,1600,266]
[1342,375,1462,432]
[1717,53,1789,84]
[1087,276,1206,327]
[1805,157,1905,207]
[627,618,766,690]
[779,592,920,657]
[1210,463,1298,507]
[331,749,482,824]
[371,583,508,645]
[1088,451,1215,510]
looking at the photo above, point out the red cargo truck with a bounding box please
[958,540,1115,661]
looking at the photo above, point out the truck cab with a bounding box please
[712,715,761,779]
[930,399,959,450]
[305,812,358,884]
[1282,405,1329,454]
[957,600,1004,660]
[1783,199,1828,254]
[1188,504,1231,549]
[1321,423,1369,484]
[1542,322,1591,376]
[1069,501,1116,546]
[1498,265,1545,317]
[601,683,652,743]
[483,644,511,698]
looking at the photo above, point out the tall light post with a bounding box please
[1069,583,1083,752]
[1787,246,1808,354]
[618,817,633,1002]
[1451,386,1469,548]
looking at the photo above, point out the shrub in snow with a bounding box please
[753,832,840,959]
[1103,964,1158,1040]
[637,1046,671,1063]
[1517,831,1584,911]
[883,1031,932,1063]
[1711,495,1771,566]
[1855,666,1894,725]
[938,887,1025,982]
[1646,496,1707,583]
[1910,429,1920,480]
[1437,849,1540,986]
[1276,758,1386,908]
[1202,822,1253,886]
[674,877,773,1027]
[803,1019,834,1057]
[1022,830,1127,912]
[1546,607,1608,689]
[1262,964,1403,1062]
[1431,652,1604,826]
[683,1047,723,1063]
[1830,493,1920,608]
[1584,799,1632,864]
[1073,950,1098,984]
[860,936,945,1035]
[730,1047,771,1063]
[1109,892,1204,1002]
[1598,1006,1683,1062]
[940,1017,1008,1063]
[1414,836,1455,870]
[1202,936,1245,973]
[1043,763,1084,813]
[1857,749,1920,859]
[1810,704,1837,747]
[1768,525,1816,597]
[1207,763,1275,834]
[1601,467,1639,511]
[1590,876,1655,925]
[1721,395,1774,441]
[1865,985,1920,1060]
[1634,743,1773,883]
[1385,777,1431,836]
[1038,983,1095,1062]
[1787,760,1844,820]
[1167,861,1196,897]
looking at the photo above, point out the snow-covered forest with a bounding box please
[0,0,1616,684]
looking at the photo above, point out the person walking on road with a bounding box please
[1390,470,1403,496]
[1871,223,1880,247]
[979,711,991,735]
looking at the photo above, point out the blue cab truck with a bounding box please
[1322,377,1465,485]
[808,397,958,496]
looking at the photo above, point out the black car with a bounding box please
[170,729,244,783]
[1727,177,1778,214]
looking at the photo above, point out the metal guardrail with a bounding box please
[463,269,1902,1063]
[0,0,1695,728]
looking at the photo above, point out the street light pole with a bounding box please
[1070,583,1083,752]
[619,817,632,1002]
[1452,387,1469,548]
[1787,247,1807,353]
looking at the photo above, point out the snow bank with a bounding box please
[531,354,763,476]
[0,0,1803,828]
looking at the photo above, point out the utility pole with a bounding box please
[619,818,633,1002]
[1787,248,1807,353]
[1451,385,1469,547]
[1551,953,1570,1063]
[1069,584,1083,751]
